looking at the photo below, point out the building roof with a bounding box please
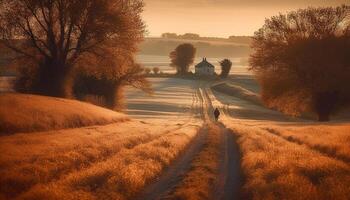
[195,58,215,68]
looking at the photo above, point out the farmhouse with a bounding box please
[195,58,215,76]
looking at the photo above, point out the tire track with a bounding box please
[135,126,208,200]
[134,84,209,200]
[203,86,243,200]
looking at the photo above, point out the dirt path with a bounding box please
[214,124,242,200]
[135,126,208,200]
[202,85,243,200]
[135,81,242,200]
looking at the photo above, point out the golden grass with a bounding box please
[168,123,221,200]
[263,124,350,163]
[0,121,200,199]
[0,93,128,134]
[227,123,350,200]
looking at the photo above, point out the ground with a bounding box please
[0,76,349,200]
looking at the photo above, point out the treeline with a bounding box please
[161,33,252,44]
[139,38,251,58]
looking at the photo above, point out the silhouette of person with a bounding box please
[214,108,220,121]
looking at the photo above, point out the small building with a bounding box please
[195,58,215,76]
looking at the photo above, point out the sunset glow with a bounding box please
[143,0,349,37]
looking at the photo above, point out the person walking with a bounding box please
[214,108,220,121]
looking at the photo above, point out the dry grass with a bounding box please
[263,124,350,163]
[0,120,200,200]
[168,123,221,200]
[227,123,350,200]
[0,93,128,134]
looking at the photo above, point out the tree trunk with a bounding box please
[113,84,125,111]
[104,82,125,111]
[317,112,330,122]
[34,60,73,98]
[313,91,338,122]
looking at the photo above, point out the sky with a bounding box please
[143,0,349,37]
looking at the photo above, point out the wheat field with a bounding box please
[227,122,350,200]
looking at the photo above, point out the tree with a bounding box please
[219,59,232,78]
[153,67,160,74]
[144,68,151,75]
[180,33,200,40]
[73,49,151,110]
[250,5,350,121]
[161,33,177,39]
[170,43,196,75]
[0,0,145,97]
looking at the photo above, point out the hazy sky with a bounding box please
[143,0,349,37]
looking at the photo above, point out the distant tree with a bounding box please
[144,68,151,75]
[180,33,200,40]
[170,43,196,75]
[161,33,178,38]
[250,5,350,121]
[219,59,232,78]
[153,67,160,74]
[0,0,145,97]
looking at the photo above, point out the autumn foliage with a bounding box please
[0,0,145,98]
[170,43,196,75]
[250,5,350,121]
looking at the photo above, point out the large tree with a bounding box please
[0,0,145,97]
[250,5,350,121]
[170,43,196,75]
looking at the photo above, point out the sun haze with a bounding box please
[143,0,349,37]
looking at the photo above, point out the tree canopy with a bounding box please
[250,5,350,121]
[0,0,145,97]
[219,59,232,78]
[170,43,196,75]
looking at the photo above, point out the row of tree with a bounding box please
[0,0,149,110]
[161,32,251,44]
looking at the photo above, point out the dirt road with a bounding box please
[136,81,242,200]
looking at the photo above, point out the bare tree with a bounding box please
[219,59,232,78]
[0,0,145,97]
[250,5,350,121]
[170,43,196,75]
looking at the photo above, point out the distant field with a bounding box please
[0,93,128,134]
[139,37,252,58]
[136,55,251,75]
[125,78,198,123]
[144,37,251,46]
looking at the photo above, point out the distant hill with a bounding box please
[139,37,252,58]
